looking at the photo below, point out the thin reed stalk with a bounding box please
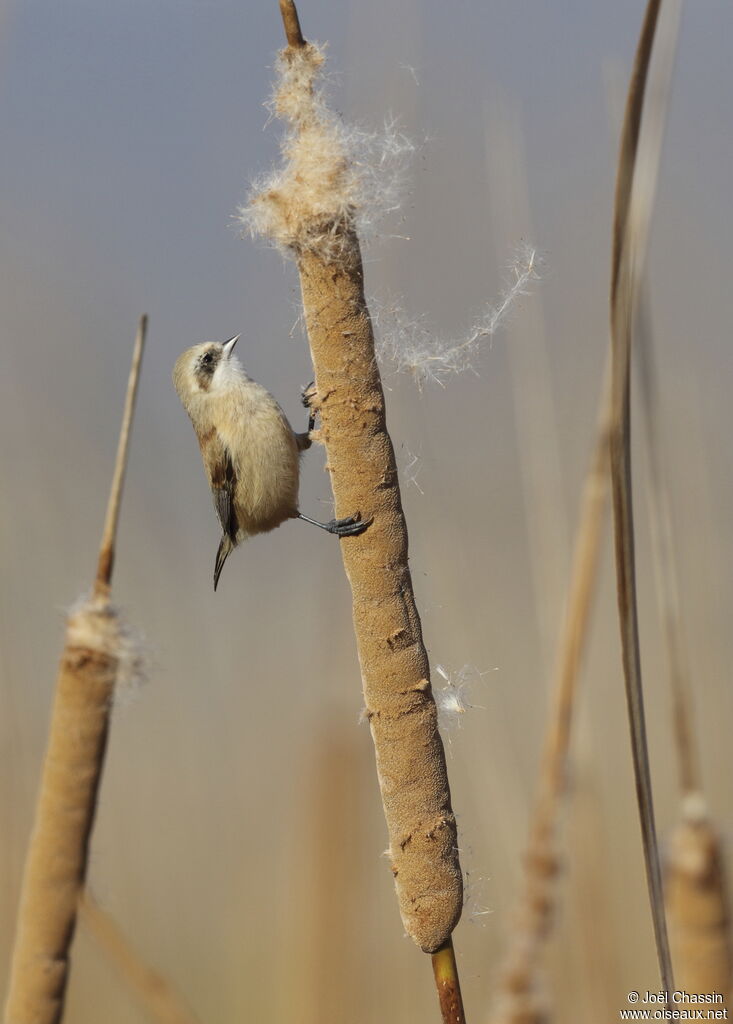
[3,316,147,1024]
[95,316,147,597]
[608,0,675,996]
[248,2,464,1017]
[489,364,612,1024]
[80,893,200,1024]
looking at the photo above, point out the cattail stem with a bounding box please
[4,319,147,1024]
[431,939,466,1024]
[273,4,463,961]
[279,0,305,49]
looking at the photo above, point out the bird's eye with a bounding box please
[202,352,214,366]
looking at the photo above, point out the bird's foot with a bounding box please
[297,511,371,537]
[301,380,317,410]
[326,514,371,537]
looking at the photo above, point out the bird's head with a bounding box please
[172,334,243,402]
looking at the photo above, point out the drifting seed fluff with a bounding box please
[463,865,493,926]
[240,42,414,260]
[434,664,486,731]
[375,244,541,387]
[399,444,424,494]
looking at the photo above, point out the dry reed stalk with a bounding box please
[627,0,699,804]
[79,893,200,1024]
[3,316,147,1024]
[488,366,611,1024]
[609,0,676,996]
[491,1,682,1012]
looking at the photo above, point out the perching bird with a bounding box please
[173,335,368,589]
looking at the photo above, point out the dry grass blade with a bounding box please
[608,0,675,996]
[80,893,200,1024]
[3,318,148,1024]
[489,363,612,1024]
[627,0,696,794]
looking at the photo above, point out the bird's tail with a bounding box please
[214,535,234,591]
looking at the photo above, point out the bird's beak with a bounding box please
[222,334,241,358]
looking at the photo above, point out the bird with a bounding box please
[173,334,368,589]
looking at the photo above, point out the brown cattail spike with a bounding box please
[266,2,463,956]
[4,319,147,1024]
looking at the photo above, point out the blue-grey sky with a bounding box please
[2,2,732,1020]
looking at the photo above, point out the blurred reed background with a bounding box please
[1,0,732,1020]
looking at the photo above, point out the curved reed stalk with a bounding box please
[491,1,683,1014]
[4,316,147,1024]
[620,3,732,997]
[608,0,675,997]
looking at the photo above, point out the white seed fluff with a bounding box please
[239,43,414,260]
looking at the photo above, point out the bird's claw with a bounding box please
[328,514,371,537]
[301,380,317,409]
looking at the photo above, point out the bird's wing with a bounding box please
[197,428,239,543]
